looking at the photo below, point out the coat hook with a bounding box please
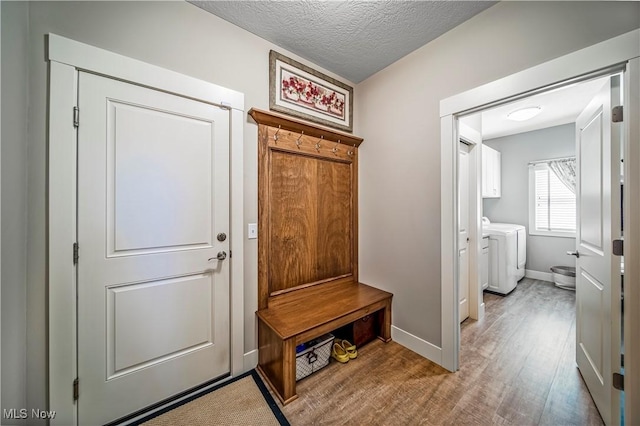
[332,139,341,154]
[296,131,304,148]
[348,144,356,156]
[315,135,324,152]
[274,125,281,141]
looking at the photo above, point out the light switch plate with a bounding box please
[248,223,258,239]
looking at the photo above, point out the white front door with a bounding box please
[77,72,231,425]
[458,142,470,322]
[575,76,622,425]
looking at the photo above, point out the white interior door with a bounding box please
[77,72,231,425]
[575,76,622,425]
[458,142,470,322]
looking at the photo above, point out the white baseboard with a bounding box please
[391,325,442,365]
[525,269,554,282]
[243,349,258,371]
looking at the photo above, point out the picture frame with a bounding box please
[269,50,353,133]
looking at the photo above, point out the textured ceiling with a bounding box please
[189,1,496,83]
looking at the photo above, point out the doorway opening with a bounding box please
[455,73,624,425]
[440,29,639,426]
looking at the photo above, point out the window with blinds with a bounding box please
[529,163,576,236]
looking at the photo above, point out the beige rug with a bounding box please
[138,371,288,426]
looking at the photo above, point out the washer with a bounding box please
[482,218,526,295]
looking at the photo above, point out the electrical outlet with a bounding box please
[248,223,258,239]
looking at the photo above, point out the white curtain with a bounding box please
[548,157,576,194]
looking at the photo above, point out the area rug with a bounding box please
[134,370,289,425]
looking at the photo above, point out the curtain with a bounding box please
[548,157,576,194]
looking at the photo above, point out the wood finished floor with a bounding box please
[277,279,603,425]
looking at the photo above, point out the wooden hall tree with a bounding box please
[249,108,393,404]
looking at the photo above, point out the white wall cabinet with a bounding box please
[482,145,501,198]
[481,237,489,290]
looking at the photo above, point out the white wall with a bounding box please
[483,124,576,275]
[356,1,639,348]
[1,2,29,421]
[12,0,355,416]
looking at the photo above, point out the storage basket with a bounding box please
[295,333,334,381]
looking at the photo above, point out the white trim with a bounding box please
[440,114,458,372]
[47,34,246,425]
[47,34,244,112]
[440,29,640,381]
[243,350,259,371]
[391,326,442,365]
[48,61,78,426]
[440,29,640,117]
[229,108,245,377]
[524,269,553,283]
[459,123,484,322]
[459,122,481,145]
[528,230,576,239]
[623,57,639,426]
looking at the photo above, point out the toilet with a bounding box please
[550,266,576,290]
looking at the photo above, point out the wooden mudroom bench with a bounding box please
[249,107,393,405]
[257,280,392,404]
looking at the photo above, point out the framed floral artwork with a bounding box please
[269,50,353,133]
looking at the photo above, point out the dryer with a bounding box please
[482,218,526,295]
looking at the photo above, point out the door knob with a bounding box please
[208,251,227,262]
[566,250,580,258]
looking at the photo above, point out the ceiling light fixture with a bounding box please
[507,106,542,121]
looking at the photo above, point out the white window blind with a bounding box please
[530,164,576,235]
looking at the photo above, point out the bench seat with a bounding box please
[256,280,392,404]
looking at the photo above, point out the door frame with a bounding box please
[47,34,245,426]
[440,28,639,423]
[458,123,483,322]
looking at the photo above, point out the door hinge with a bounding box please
[613,238,624,256]
[73,106,80,128]
[613,372,624,391]
[73,378,79,401]
[73,243,79,264]
[229,250,232,259]
[621,354,624,368]
[612,105,623,123]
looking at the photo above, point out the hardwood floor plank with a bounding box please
[539,319,604,425]
[494,282,577,423]
[444,381,513,425]
[278,279,603,425]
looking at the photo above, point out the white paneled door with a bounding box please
[575,76,622,425]
[77,72,230,425]
[458,142,470,323]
